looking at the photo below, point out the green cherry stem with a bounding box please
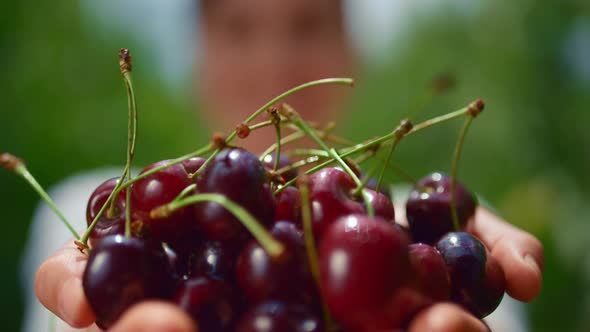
[172,184,196,203]
[151,193,285,258]
[275,103,476,194]
[375,119,413,192]
[298,176,334,330]
[119,48,138,238]
[450,99,484,230]
[225,78,354,144]
[1,154,80,239]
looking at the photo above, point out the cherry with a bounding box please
[191,241,238,281]
[364,188,395,222]
[274,186,302,226]
[453,254,506,318]
[182,156,207,175]
[319,214,410,328]
[85,177,127,244]
[174,276,236,331]
[82,235,174,329]
[406,172,477,244]
[262,153,298,183]
[308,168,394,238]
[236,221,316,305]
[236,301,323,332]
[436,232,487,291]
[194,148,275,244]
[131,160,194,245]
[408,243,450,301]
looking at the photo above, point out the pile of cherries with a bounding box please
[82,147,505,331]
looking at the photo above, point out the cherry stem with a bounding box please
[225,78,354,144]
[299,176,335,330]
[450,99,483,230]
[275,103,474,194]
[375,119,413,192]
[0,154,80,239]
[173,184,196,203]
[119,48,138,238]
[151,193,285,258]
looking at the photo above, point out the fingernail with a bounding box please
[524,254,541,274]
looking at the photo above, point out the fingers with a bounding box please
[469,208,544,302]
[408,303,488,332]
[35,241,95,328]
[110,301,197,332]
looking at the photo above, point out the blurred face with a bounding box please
[198,0,354,152]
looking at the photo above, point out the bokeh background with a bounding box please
[1,0,589,331]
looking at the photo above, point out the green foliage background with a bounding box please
[1,1,589,331]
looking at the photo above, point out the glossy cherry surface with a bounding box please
[406,172,477,244]
[274,186,302,226]
[194,148,275,244]
[191,241,238,281]
[236,301,323,332]
[82,235,173,329]
[174,276,236,331]
[86,177,126,244]
[182,156,207,175]
[319,214,410,328]
[408,243,450,301]
[262,153,298,183]
[236,221,315,304]
[436,232,487,291]
[454,254,506,318]
[131,160,193,244]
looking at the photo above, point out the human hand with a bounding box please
[34,207,543,332]
[34,241,196,332]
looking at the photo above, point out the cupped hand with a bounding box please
[34,207,543,331]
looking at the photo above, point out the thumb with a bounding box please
[109,301,197,332]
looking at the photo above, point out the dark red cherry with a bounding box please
[365,177,391,198]
[408,243,450,301]
[406,172,477,244]
[236,221,315,304]
[236,301,323,332]
[319,214,410,328]
[274,186,302,226]
[182,156,207,175]
[453,254,506,318]
[191,241,238,281]
[86,177,127,244]
[131,160,194,244]
[262,152,298,183]
[174,276,236,331]
[194,148,275,244]
[436,232,487,291]
[309,168,394,239]
[82,235,174,329]
[364,189,395,222]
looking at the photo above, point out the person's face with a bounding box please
[198,0,354,152]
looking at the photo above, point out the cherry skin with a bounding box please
[174,276,236,331]
[274,186,302,226]
[453,254,506,318]
[406,172,477,244]
[191,241,238,281]
[236,221,316,305]
[236,301,323,332]
[194,148,275,244]
[408,243,450,301]
[131,160,194,245]
[86,177,127,244]
[364,188,395,222]
[319,214,410,329]
[436,232,487,292]
[261,152,298,183]
[308,168,394,239]
[182,156,207,175]
[82,235,174,329]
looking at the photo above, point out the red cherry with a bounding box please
[319,214,410,328]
